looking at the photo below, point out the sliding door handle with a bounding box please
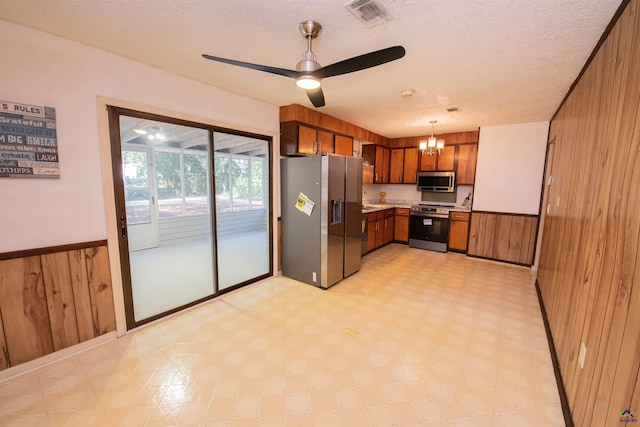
[120,215,127,237]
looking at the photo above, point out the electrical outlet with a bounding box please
[312,272,317,282]
[578,342,587,369]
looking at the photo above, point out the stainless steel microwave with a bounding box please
[416,171,456,192]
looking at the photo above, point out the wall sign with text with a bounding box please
[0,100,60,178]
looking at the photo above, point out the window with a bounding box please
[156,148,209,218]
[214,152,266,213]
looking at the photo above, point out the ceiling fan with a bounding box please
[202,20,406,108]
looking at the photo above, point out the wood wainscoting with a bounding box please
[0,241,116,371]
[537,0,640,425]
[467,211,538,266]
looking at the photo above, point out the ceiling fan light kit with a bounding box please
[202,20,405,108]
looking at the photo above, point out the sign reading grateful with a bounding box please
[0,100,59,178]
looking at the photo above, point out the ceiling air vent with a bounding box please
[345,0,392,28]
[446,107,460,113]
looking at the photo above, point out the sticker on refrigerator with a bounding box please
[423,218,433,226]
[295,192,315,216]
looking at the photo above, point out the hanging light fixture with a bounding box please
[419,120,441,156]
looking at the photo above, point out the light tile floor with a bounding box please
[0,244,564,426]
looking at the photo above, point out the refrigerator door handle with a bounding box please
[331,199,343,225]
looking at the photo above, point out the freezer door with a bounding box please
[321,155,345,288]
[344,156,363,277]
[280,156,322,286]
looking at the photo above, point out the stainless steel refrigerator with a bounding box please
[281,154,363,289]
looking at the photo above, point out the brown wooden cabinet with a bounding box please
[418,143,478,184]
[394,208,409,242]
[317,129,334,154]
[448,211,471,252]
[402,148,419,183]
[390,148,419,183]
[334,135,353,156]
[367,212,378,252]
[365,209,396,253]
[383,209,394,244]
[437,145,456,170]
[456,144,478,184]
[390,149,405,183]
[375,147,390,183]
[363,144,390,184]
[281,121,354,157]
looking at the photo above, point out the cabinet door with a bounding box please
[420,150,437,171]
[389,149,405,183]
[448,219,470,252]
[457,144,478,184]
[362,144,375,185]
[437,145,455,170]
[372,146,390,183]
[382,148,391,183]
[298,125,317,154]
[394,214,409,242]
[402,148,419,183]
[317,130,334,154]
[375,218,385,247]
[366,213,377,252]
[334,135,353,156]
[384,215,395,244]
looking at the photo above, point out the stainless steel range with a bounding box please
[408,203,453,252]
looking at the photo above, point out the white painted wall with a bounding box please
[0,20,279,252]
[473,122,549,214]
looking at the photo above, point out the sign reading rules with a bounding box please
[0,100,60,178]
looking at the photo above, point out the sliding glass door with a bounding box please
[108,108,272,328]
[214,132,271,290]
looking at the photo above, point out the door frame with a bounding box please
[103,103,274,331]
[121,143,159,251]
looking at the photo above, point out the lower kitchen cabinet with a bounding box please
[448,211,470,252]
[394,208,409,242]
[383,210,394,244]
[366,212,378,252]
[366,209,395,253]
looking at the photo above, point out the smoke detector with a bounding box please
[345,0,393,27]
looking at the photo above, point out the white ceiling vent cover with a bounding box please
[345,0,393,28]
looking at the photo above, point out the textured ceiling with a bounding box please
[0,0,622,138]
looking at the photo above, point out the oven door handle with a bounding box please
[410,213,449,219]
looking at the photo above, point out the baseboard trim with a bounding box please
[535,280,574,427]
[0,331,117,383]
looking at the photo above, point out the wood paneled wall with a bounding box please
[389,130,479,149]
[467,212,538,266]
[0,242,116,370]
[279,104,390,146]
[537,0,640,425]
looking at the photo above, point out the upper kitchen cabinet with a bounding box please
[390,148,418,183]
[456,143,478,185]
[375,146,390,183]
[390,149,404,183]
[280,104,389,156]
[280,121,355,156]
[281,122,317,155]
[419,145,455,171]
[362,144,390,184]
[334,135,353,156]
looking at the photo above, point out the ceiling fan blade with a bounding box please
[314,46,406,79]
[202,54,299,78]
[306,87,325,108]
